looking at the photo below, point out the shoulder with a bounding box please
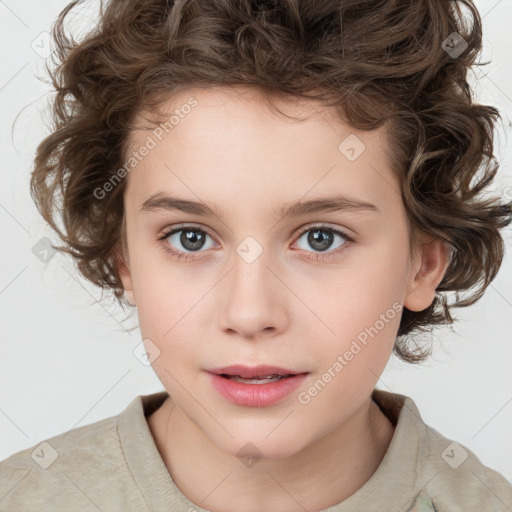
[0,413,120,470]
[0,413,146,511]
[372,389,512,511]
[408,400,512,511]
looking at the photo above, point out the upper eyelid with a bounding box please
[160,223,216,240]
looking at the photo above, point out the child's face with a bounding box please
[119,86,443,459]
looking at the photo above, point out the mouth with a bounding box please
[207,364,307,384]
[220,374,291,384]
[206,364,309,407]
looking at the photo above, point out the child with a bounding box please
[1,0,511,510]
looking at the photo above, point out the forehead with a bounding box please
[126,85,390,154]
[123,86,398,212]
[131,85,335,128]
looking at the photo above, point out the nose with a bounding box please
[217,244,288,340]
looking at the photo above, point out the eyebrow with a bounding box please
[139,193,379,220]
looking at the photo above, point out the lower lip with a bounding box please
[208,373,308,407]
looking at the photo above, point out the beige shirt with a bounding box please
[1,388,511,511]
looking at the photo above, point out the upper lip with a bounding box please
[206,365,306,378]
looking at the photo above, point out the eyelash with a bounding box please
[157,223,354,262]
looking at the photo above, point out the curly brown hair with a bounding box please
[28,0,512,363]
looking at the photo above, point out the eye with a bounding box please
[158,223,354,262]
[158,224,217,261]
[292,224,353,261]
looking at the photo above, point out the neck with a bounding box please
[147,395,395,511]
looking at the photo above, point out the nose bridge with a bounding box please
[230,234,276,303]
[217,234,286,337]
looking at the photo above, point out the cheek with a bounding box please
[310,242,407,318]
[135,277,204,400]
[128,251,193,343]
[299,238,409,369]
[298,287,402,423]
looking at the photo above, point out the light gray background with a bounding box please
[1,0,512,484]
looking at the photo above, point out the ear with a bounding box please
[404,233,450,312]
[115,243,136,306]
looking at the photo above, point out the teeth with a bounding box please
[227,374,286,384]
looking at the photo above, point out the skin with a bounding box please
[117,86,449,511]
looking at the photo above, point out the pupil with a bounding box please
[308,229,333,251]
[181,229,205,251]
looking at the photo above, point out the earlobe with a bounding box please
[404,236,450,312]
[115,246,136,306]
